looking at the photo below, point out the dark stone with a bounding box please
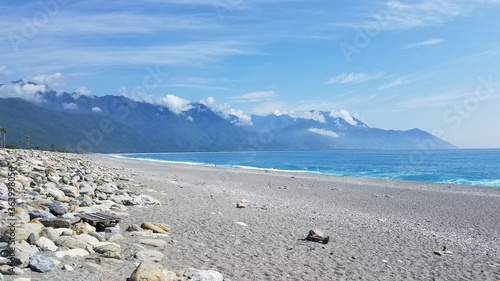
[27,233,36,245]
[49,202,69,216]
[29,209,57,220]
[38,218,72,229]
[305,229,330,244]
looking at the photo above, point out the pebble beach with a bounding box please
[1,150,500,280]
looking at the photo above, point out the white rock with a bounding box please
[235,221,248,227]
[54,248,90,258]
[73,234,100,246]
[15,175,31,187]
[133,194,161,205]
[186,270,224,281]
[92,242,121,249]
[35,237,58,252]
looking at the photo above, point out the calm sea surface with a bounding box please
[122,149,500,187]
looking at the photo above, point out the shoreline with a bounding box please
[111,152,500,189]
[91,153,500,280]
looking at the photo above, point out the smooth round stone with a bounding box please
[73,234,99,246]
[135,250,164,262]
[39,227,60,242]
[94,244,121,254]
[49,202,69,215]
[139,239,167,247]
[55,236,87,249]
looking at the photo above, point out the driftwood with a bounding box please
[305,229,330,244]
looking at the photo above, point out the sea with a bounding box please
[121,149,500,188]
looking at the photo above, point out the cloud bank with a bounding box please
[329,109,358,126]
[308,128,339,138]
[160,94,193,115]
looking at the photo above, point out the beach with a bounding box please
[90,154,500,280]
[1,151,499,281]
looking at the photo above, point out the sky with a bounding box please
[1,0,500,148]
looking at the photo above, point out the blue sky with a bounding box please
[1,0,500,148]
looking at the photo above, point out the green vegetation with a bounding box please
[5,144,21,149]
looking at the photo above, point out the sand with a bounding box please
[14,153,499,280]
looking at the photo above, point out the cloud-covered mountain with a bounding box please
[0,80,457,152]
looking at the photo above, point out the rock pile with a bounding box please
[0,149,226,280]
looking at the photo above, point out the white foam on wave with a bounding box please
[442,178,500,187]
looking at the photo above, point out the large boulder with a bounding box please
[29,209,56,220]
[49,202,69,216]
[35,237,58,251]
[71,222,96,235]
[129,260,165,281]
[29,255,56,272]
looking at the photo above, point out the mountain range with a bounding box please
[0,80,457,152]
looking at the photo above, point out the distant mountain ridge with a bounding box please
[0,80,457,152]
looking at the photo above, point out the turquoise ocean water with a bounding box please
[122,149,500,187]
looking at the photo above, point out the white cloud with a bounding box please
[251,101,295,116]
[308,128,339,138]
[211,102,253,126]
[18,42,257,68]
[405,38,444,48]
[232,91,277,102]
[302,110,326,123]
[21,83,47,95]
[118,86,158,104]
[227,108,253,125]
[62,102,78,110]
[326,72,383,84]
[30,73,64,90]
[200,96,216,106]
[329,109,358,126]
[160,94,193,115]
[378,77,409,90]
[117,86,128,96]
[92,107,102,112]
[75,86,92,96]
[187,116,194,121]
[0,82,47,103]
[200,96,253,125]
[382,1,465,30]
